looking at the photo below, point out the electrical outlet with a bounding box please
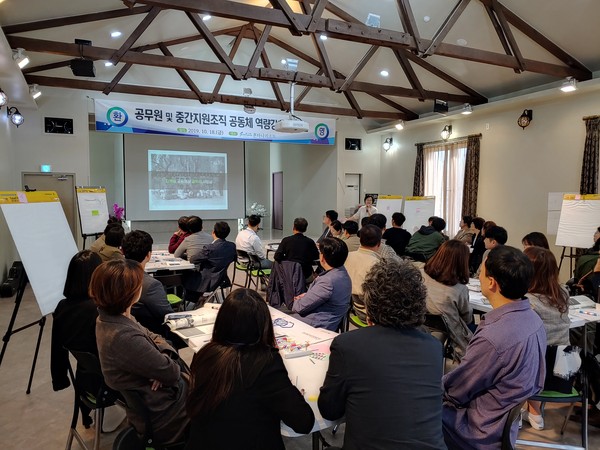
[485,123,490,130]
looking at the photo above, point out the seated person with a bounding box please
[346,195,378,226]
[317,210,338,244]
[453,215,475,245]
[344,224,382,322]
[573,226,600,282]
[96,224,125,262]
[382,212,412,256]
[475,225,508,276]
[522,246,570,430]
[185,289,314,450]
[469,217,487,274]
[174,215,213,261]
[521,231,550,250]
[341,220,360,252]
[168,216,190,254]
[184,222,237,305]
[121,230,174,336]
[292,237,352,331]
[319,258,446,449]
[91,259,189,445]
[328,220,344,239]
[89,217,122,254]
[405,217,447,262]
[274,217,319,281]
[51,250,103,424]
[442,246,546,450]
[421,239,473,359]
[235,214,272,269]
[368,213,400,261]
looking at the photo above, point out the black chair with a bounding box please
[113,389,185,450]
[423,314,456,372]
[65,350,122,450]
[247,252,272,291]
[153,272,184,311]
[233,249,253,288]
[501,402,525,450]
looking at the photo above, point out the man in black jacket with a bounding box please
[274,217,319,282]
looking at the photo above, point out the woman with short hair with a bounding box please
[185,289,314,450]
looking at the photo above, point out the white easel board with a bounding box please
[555,194,600,249]
[403,196,436,233]
[76,187,109,235]
[0,191,78,316]
[547,192,577,235]
[376,195,403,227]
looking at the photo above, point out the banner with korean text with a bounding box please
[94,99,335,145]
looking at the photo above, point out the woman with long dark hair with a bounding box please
[185,289,314,450]
[421,239,473,358]
[522,246,570,431]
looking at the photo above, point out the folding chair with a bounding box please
[233,250,253,288]
[248,252,272,291]
[153,272,184,311]
[501,402,525,450]
[423,313,457,373]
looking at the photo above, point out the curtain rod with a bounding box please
[582,115,600,120]
[415,133,482,147]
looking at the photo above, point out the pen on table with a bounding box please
[578,310,598,316]
[309,358,315,365]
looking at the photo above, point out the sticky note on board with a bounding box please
[91,210,99,216]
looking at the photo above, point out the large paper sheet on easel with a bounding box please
[555,194,600,249]
[0,191,78,315]
[76,187,109,235]
[376,195,403,227]
[403,196,436,233]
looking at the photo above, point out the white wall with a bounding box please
[244,141,271,230]
[89,131,124,209]
[381,89,600,279]
[0,110,17,279]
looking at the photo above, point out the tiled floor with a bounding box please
[0,284,598,449]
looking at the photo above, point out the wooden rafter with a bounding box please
[295,69,323,106]
[312,32,337,90]
[423,0,471,57]
[158,43,207,103]
[186,12,243,80]
[393,49,426,101]
[250,26,286,110]
[268,0,305,35]
[490,0,524,71]
[110,6,161,64]
[338,46,377,92]
[343,91,363,119]
[245,25,272,79]
[396,0,422,54]
[103,63,134,95]
[211,27,246,99]
[307,0,329,33]
[22,60,72,74]
[25,74,408,120]
[482,3,520,74]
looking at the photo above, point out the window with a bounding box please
[423,140,467,237]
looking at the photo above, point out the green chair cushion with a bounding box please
[167,293,182,305]
[251,269,272,276]
[349,313,368,328]
[536,387,579,398]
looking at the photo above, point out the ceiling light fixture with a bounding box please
[560,77,578,93]
[104,61,114,67]
[7,107,24,127]
[110,31,122,38]
[380,70,389,77]
[0,89,8,109]
[365,13,381,28]
[382,137,393,151]
[12,48,30,69]
[284,58,299,71]
[319,34,327,41]
[517,109,532,129]
[441,125,452,140]
[29,84,42,100]
[395,121,404,130]
[461,103,473,115]
[202,14,211,21]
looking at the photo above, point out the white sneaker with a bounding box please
[522,410,544,430]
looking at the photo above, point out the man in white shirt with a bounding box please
[235,215,273,269]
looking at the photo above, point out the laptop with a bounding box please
[568,295,597,310]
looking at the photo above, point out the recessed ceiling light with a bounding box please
[202,14,211,21]
[105,61,114,67]
[423,16,431,23]
[281,59,287,65]
[110,31,122,38]
[457,38,467,46]
[380,70,389,77]
[320,34,327,41]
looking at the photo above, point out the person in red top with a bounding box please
[168,216,190,254]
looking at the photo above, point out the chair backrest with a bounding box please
[501,402,525,450]
[119,389,155,447]
[236,249,252,265]
[153,273,183,289]
[68,350,120,408]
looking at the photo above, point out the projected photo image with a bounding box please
[148,150,227,211]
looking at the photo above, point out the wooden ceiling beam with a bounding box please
[1,6,152,34]
[366,93,419,119]
[393,49,426,101]
[25,74,409,120]
[312,33,337,90]
[245,25,271,79]
[343,91,364,119]
[295,69,323,106]
[482,3,520,74]
[396,0,423,54]
[159,43,208,103]
[268,0,305,35]
[338,46,377,92]
[103,62,134,95]
[423,0,471,57]
[110,6,161,65]
[250,26,285,110]
[490,0,524,72]
[307,0,329,33]
[22,60,72,74]
[186,12,243,80]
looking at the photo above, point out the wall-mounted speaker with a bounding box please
[433,99,448,114]
[70,59,96,77]
[45,117,74,134]
[345,138,362,150]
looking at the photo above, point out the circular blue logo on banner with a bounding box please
[314,123,329,140]
[106,107,129,127]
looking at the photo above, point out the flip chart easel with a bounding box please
[402,196,436,234]
[0,191,78,393]
[555,194,600,272]
[76,186,109,248]
[376,195,403,227]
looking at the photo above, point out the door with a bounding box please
[22,173,77,239]
[344,173,361,217]
[272,171,283,230]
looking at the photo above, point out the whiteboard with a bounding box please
[547,191,577,235]
[376,195,403,227]
[1,193,78,315]
[403,196,436,234]
[555,194,600,248]
[76,187,109,235]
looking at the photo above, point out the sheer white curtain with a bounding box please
[423,141,467,237]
